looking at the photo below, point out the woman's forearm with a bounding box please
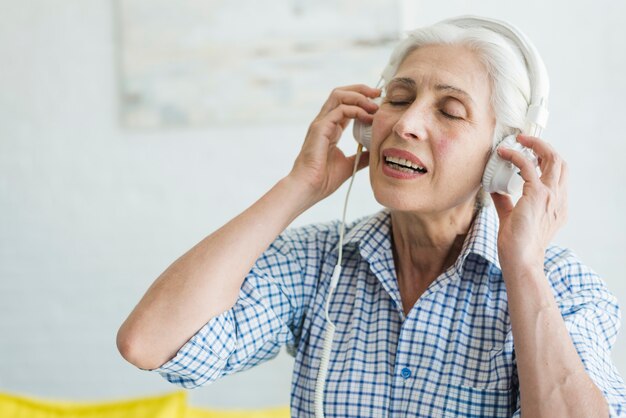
[502,265,609,417]
[117,176,315,370]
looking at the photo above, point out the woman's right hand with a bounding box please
[288,84,380,204]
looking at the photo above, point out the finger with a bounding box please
[323,103,374,127]
[516,135,562,187]
[320,88,380,116]
[496,146,539,184]
[334,84,382,98]
[339,118,351,131]
[330,124,343,144]
[325,85,381,110]
[490,192,514,219]
[309,104,373,147]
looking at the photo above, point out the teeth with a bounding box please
[385,156,426,172]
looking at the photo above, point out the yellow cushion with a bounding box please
[186,405,290,418]
[0,391,186,418]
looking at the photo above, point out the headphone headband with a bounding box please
[440,16,550,136]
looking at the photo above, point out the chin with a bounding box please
[370,178,481,215]
[370,181,432,213]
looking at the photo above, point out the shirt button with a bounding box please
[401,367,411,379]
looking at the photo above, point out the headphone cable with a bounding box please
[314,143,364,418]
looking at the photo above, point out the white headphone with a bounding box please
[353,15,550,195]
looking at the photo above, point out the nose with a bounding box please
[392,103,429,142]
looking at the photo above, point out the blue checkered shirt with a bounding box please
[156,205,626,416]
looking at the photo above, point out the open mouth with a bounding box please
[384,156,427,174]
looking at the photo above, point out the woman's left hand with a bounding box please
[491,134,568,276]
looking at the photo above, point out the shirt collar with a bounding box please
[342,204,501,272]
[454,204,501,272]
[343,209,392,262]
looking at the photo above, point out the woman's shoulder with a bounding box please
[273,210,388,255]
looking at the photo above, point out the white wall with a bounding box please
[0,0,624,409]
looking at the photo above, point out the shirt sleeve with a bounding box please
[153,220,339,388]
[511,246,626,417]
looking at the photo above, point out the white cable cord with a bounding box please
[314,144,364,418]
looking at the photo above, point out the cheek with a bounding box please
[368,115,389,158]
[434,135,490,179]
[434,136,451,156]
[370,114,387,144]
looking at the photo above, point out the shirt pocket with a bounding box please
[435,384,516,417]
[438,342,515,392]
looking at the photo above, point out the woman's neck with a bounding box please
[390,200,478,314]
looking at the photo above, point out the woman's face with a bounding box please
[369,44,496,215]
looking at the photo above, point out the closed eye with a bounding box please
[387,100,412,106]
[440,110,464,120]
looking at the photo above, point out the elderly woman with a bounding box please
[117,17,626,417]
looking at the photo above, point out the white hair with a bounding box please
[382,22,533,206]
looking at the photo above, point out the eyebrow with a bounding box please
[387,77,476,106]
[387,77,416,90]
[435,83,476,106]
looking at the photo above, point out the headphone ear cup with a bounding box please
[482,135,524,194]
[352,96,381,149]
[353,120,372,149]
